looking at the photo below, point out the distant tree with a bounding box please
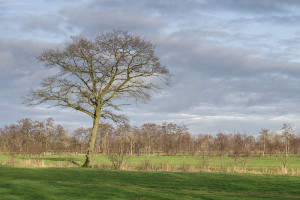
[97,123,115,155]
[53,125,69,152]
[259,129,269,157]
[292,133,300,155]
[114,124,131,155]
[282,124,294,157]
[233,134,244,156]
[197,134,214,156]
[24,30,170,167]
[161,122,189,155]
[244,135,255,157]
[269,132,284,154]
[141,123,162,155]
[214,132,229,156]
[72,127,91,152]
[126,126,139,156]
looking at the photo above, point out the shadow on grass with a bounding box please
[41,157,81,162]
[0,166,299,200]
[40,157,82,166]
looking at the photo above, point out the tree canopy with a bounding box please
[25,30,171,167]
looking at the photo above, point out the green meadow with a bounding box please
[1,154,299,173]
[0,165,299,200]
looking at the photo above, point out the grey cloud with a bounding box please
[0,52,14,76]
[0,14,68,41]
[43,0,82,2]
[2,0,300,134]
[154,33,287,77]
[89,0,202,17]
[150,68,300,113]
[200,0,298,14]
[0,1,5,14]
[19,15,66,36]
[0,100,92,131]
[229,15,300,28]
[90,0,300,17]
[281,36,300,47]
[123,105,293,134]
[0,39,54,77]
[131,30,300,119]
[61,8,165,35]
[0,39,60,130]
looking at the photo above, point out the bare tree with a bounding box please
[214,132,229,156]
[282,124,294,157]
[97,123,115,155]
[259,129,269,157]
[232,133,244,163]
[141,123,161,155]
[24,30,170,167]
[126,126,139,156]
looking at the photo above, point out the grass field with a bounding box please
[0,165,299,200]
[1,154,299,173]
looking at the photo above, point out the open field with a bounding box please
[0,165,299,200]
[0,154,299,173]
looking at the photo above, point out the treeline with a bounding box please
[0,118,299,156]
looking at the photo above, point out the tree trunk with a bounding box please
[263,137,265,157]
[102,135,106,155]
[82,110,101,167]
[285,141,288,157]
[130,141,133,156]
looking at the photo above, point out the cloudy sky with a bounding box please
[1,0,300,135]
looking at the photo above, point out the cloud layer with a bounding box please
[1,0,300,135]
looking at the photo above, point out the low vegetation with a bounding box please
[0,154,299,174]
[1,165,299,200]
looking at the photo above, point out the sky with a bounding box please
[1,0,300,135]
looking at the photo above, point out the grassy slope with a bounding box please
[0,166,299,200]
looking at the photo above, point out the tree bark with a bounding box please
[285,141,288,157]
[82,110,101,167]
[263,136,265,157]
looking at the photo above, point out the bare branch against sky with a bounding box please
[1,0,300,134]
[24,30,170,166]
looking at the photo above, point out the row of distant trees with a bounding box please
[0,118,299,156]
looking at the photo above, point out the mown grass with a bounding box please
[0,165,299,200]
[1,154,299,173]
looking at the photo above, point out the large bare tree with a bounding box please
[24,30,170,167]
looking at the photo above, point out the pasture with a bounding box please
[0,165,299,199]
[0,154,299,173]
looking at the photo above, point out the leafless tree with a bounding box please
[231,133,245,165]
[259,129,269,157]
[197,134,214,156]
[24,30,170,167]
[290,133,300,155]
[268,132,284,154]
[97,123,115,155]
[2,117,298,161]
[126,126,139,156]
[214,132,229,156]
[282,124,294,157]
[141,123,156,156]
